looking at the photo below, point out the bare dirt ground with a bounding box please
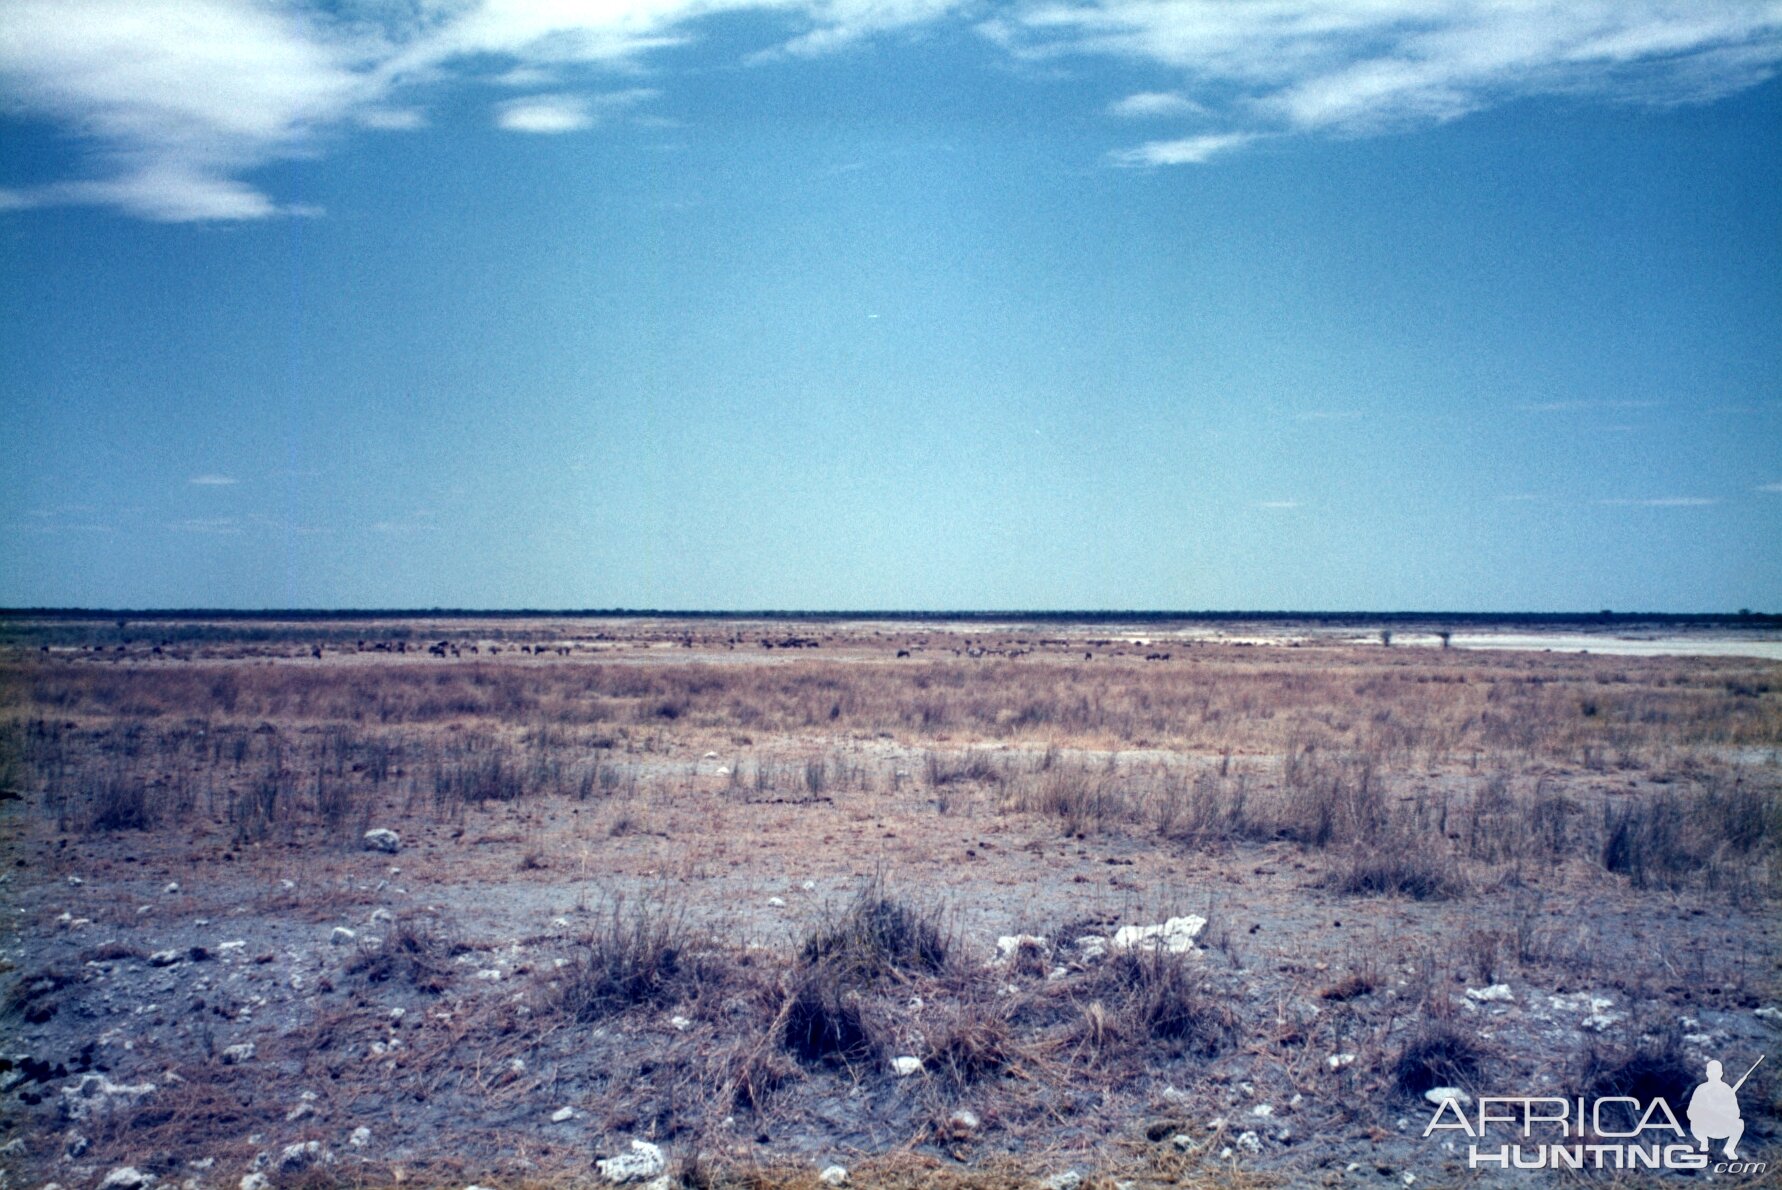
[1,616,1778,1189]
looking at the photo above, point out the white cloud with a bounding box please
[1257,500,1301,509]
[1010,2,1782,164]
[3,1,1778,214]
[1595,497,1717,507]
[495,94,597,133]
[1756,482,1782,493]
[1108,90,1204,118]
[358,107,428,131]
[189,474,239,486]
[1110,131,1254,166]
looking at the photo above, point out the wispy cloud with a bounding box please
[1756,482,1782,494]
[189,474,239,486]
[1110,131,1254,166]
[1107,90,1203,118]
[167,517,244,534]
[1257,500,1301,510]
[495,88,659,133]
[3,1,1778,216]
[1595,497,1717,507]
[495,94,596,133]
[998,2,1782,165]
[1292,409,1363,422]
[1517,399,1664,413]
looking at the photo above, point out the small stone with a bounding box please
[670,1015,692,1031]
[1755,1006,1782,1023]
[890,1056,923,1076]
[278,1141,322,1172]
[552,1106,575,1123]
[164,882,180,894]
[331,927,357,945]
[286,1101,317,1122]
[221,1042,255,1065]
[1424,1087,1472,1109]
[1171,1134,1197,1152]
[819,1166,849,1186]
[767,896,786,907]
[363,828,401,854]
[1251,1104,1274,1118]
[1327,1052,1357,1069]
[948,1109,980,1134]
[99,1169,155,1190]
[1465,984,1513,1004]
[1236,1130,1261,1153]
[1041,1173,1082,1190]
[349,1126,371,1147]
[475,968,503,981]
[149,950,183,967]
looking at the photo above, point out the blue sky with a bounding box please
[2,2,1779,611]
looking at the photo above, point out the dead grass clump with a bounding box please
[924,999,1018,1090]
[1393,1024,1486,1097]
[84,772,155,831]
[781,970,880,1067]
[1334,844,1465,901]
[1072,949,1238,1060]
[797,877,949,982]
[1579,1030,1695,1133]
[346,917,455,994]
[556,898,717,1021]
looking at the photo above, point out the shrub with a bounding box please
[1393,1024,1485,1096]
[555,898,713,1021]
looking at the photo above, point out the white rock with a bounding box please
[1328,1053,1356,1069]
[597,1139,666,1184]
[552,1106,575,1123]
[994,934,1048,962]
[1755,1006,1782,1023]
[1465,984,1513,1004]
[278,1141,322,1172]
[363,828,401,854]
[331,927,357,945]
[369,909,395,924]
[60,1074,156,1121]
[164,883,180,894]
[1041,1174,1082,1190]
[349,1126,371,1147]
[703,751,719,760]
[1171,1134,1197,1152]
[149,950,183,967]
[890,1056,924,1077]
[1076,935,1108,961]
[1111,916,1206,954]
[1251,1104,1274,1117]
[949,1109,980,1133]
[475,968,503,981]
[221,1043,255,1065]
[801,880,816,891]
[819,1166,849,1186]
[1424,1087,1472,1109]
[1236,1130,1262,1153]
[767,897,786,907]
[99,1169,155,1190]
[670,1015,692,1031]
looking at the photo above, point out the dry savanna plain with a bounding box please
[1,616,1779,1189]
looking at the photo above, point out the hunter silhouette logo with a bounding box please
[1689,1056,1762,1161]
[1425,1051,1768,1174]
